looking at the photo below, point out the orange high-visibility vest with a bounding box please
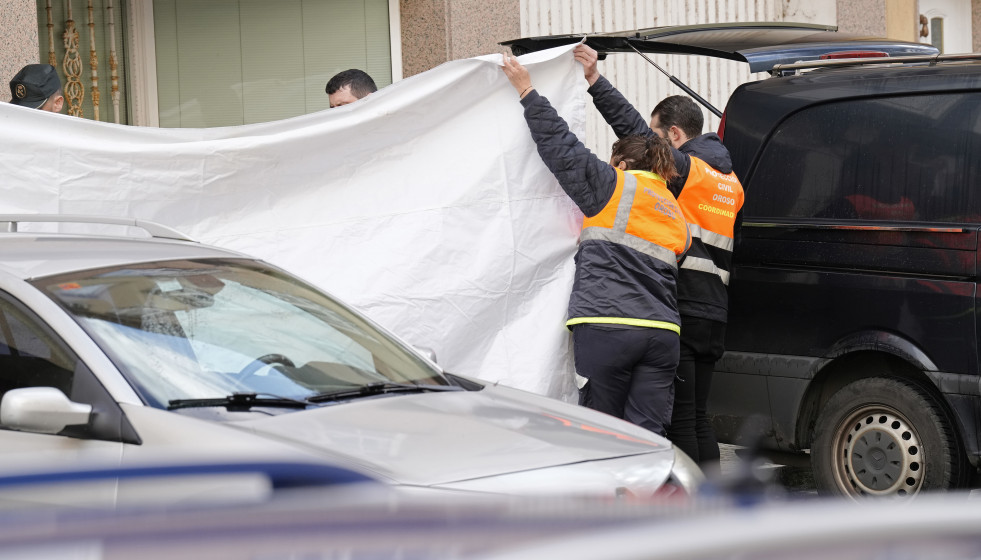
[566,168,691,333]
[580,169,691,267]
[676,156,744,285]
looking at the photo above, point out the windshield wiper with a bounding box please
[168,392,311,411]
[306,382,463,403]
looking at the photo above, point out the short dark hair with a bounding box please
[650,95,703,139]
[325,69,378,98]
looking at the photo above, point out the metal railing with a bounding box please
[770,53,981,76]
[0,215,193,241]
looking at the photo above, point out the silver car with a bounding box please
[0,215,701,502]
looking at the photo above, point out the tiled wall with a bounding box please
[1,0,40,103]
[6,1,977,104]
[400,0,520,78]
[836,0,886,36]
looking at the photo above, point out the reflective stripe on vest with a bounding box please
[675,156,743,285]
[566,316,681,334]
[688,224,734,251]
[680,256,731,285]
[579,170,690,268]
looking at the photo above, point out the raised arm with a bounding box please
[573,45,689,196]
[501,54,617,217]
[574,45,651,138]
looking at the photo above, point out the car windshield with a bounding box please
[34,259,447,409]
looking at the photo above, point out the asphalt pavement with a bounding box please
[718,443,817,496]
[718,444,981,499]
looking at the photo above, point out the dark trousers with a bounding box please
[573,324,680,437]
[667,316,726,466]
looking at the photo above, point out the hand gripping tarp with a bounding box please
[0,46,586,402]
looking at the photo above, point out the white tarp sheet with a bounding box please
[0,46,587,402]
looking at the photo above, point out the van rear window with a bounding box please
[744,93,981,224]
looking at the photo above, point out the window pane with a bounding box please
[153,0,392,127]
[931,17,945,53]
[38,260,445,408]
[0,296,78,399]
[744,93,981,224]
[34,0,130,123]
[240,0,305,123]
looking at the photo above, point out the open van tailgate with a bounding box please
[501,22,938,73]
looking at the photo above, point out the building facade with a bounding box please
[2,1,979,154]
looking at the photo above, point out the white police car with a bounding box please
[0,215,701,503]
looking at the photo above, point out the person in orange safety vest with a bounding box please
[502,54,690,437]
[575,44,745,468]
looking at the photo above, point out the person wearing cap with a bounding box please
[9,64,65,113]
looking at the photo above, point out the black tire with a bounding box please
[811,377,964,498]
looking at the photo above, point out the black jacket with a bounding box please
[585,76,734,193]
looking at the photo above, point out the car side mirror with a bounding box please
[412,345,444,374]
[414,346,439,364]
[1,387,93,434]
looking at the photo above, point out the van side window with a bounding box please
[0,294,78,401]
[744,93,981,223]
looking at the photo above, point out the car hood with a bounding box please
[501,22,939,73]
[229,383,671,487]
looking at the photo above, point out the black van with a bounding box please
[714,54,981,497]
[504,23,981,497]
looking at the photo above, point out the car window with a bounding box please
[0,292,78,401]
[35,259,447,409]
[171,280,376,375]
[744,92,981,223]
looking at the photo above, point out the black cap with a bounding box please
[9,64,62,109]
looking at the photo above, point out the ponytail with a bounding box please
[645,135,678,183]
[610,134,678,183]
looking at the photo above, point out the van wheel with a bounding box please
[811,377,962,498]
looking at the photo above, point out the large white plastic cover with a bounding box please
[0,46,588,402]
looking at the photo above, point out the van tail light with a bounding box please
[820,50,889,59]
[717,110,727,141]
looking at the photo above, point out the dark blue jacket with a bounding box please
[519,89,681,332]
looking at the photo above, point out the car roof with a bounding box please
[501,22,939,73]
[0,234,245,280]
[736,57,981,102]
[721,60,981,181]
[0,215,247,280]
